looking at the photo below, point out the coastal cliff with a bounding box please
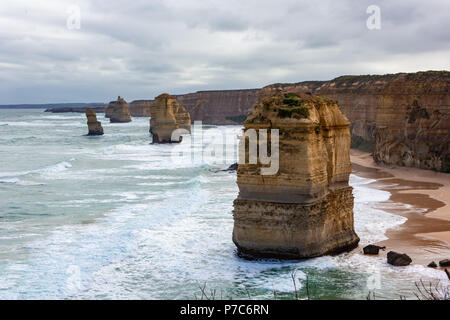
[105,96,132,123]
[150,93,191,143]
[128,100,152,117]
[174,89,260,124]
[232,91,359,259]
[262,71,450,172]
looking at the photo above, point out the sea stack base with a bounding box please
[233,187,359,259]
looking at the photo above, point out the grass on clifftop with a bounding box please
[282,92,302,106]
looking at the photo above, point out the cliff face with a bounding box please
[232,91,359,259]
[105,96,132,123]
[150,93,191,143]
[85,109,104,136]
[262,72,450,172]
[128,100,152,117]
[174,89,260,124]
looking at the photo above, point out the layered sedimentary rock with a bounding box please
[233,91,360,259]
[150,93,191,143]
[85,108,104,135]
[174,89,260,124]
[262,71,450,172]
[128,100,152,117]
[105,96,132,123]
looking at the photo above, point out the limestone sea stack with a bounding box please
[232,91,360,259]
[85,108,104,135]
[150,93,191,143]
[105,96,132,123]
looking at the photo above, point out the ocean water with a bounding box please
[0,109,446,300]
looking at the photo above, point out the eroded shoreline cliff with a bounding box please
[264,71,449,172]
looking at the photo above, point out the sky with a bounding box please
[0,0,449,104]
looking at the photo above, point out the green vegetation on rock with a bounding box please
[283,92,302,106]
[278,106,309,119]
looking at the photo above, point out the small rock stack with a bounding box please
[150,93,191,143]
[105,96,132,123]
[85,108,104,136]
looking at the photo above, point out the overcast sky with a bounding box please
[0,0,449,104]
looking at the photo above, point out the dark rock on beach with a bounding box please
[363,244,386,255]
[387,251,412,266]
[223,163,238,172]
[439,259,450,267]
[427,261,437,268]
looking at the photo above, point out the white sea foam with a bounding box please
[0,178,45,186]
[0,160,73,181]
[33,161,73,177]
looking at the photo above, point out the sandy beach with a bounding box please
[351,149,450,266]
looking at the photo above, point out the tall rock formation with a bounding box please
[150,93,191,143]
[233,91,359,259]
[105,96,132,123]
[85,108,104,136]
[261,71,450,172]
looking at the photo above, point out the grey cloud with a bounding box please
[0,0,448,104]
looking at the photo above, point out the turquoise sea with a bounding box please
[0,109,446,299]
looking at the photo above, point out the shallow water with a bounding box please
[0,109,446,300]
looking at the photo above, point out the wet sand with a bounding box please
[350,150,450,266]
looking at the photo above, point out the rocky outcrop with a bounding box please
[440,259,450,267]
[262,71,450,172]
[150,93,191,143]
[387,251,412,266]
[232,91,359,259]
[105,96,132,123]
[85,109,104,135]
[363,244,386,255]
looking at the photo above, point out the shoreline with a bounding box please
[350,149,450,266]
